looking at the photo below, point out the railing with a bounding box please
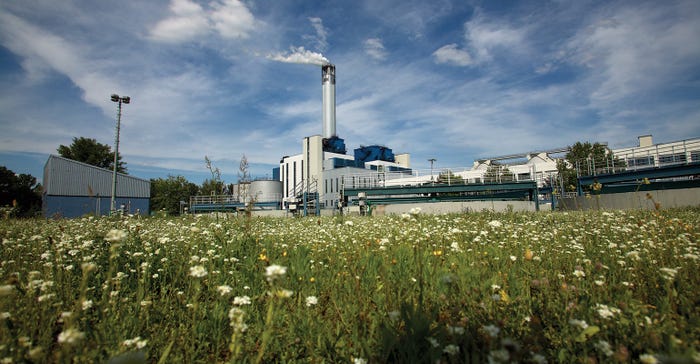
[190,193,283,206]
[339,165,550,191]
[576,138,700,177]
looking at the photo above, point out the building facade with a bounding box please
[43,155,150,218]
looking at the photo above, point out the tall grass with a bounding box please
[1,208,699,363]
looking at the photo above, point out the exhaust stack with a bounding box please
[322,64,336,139]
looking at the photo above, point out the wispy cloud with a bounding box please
[432,44,472,66]
[304,17,329,51]
[149,0,257,42]
[364,38,388,61]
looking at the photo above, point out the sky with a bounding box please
[1,0,699,185]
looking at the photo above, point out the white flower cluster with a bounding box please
[57,328,85,345]
[228,307,248,333]
[104,229,127,243]
[265,264,287,282]
[189,265,208,278]
[122,336,148,349]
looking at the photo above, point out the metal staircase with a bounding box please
[289,178,320,216]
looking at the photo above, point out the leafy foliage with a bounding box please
[58,137,126,173]
[1,209,698,363]
[0,166,42,217]
[557,142,625,192]
[483,163,514,183]
[437,170,464,184]
[149,175,199,215]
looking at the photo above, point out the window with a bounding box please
[691,151,700,162]
[658,153,686,165]
[627,156,654,167]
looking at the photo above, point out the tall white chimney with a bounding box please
[322,64,336,139]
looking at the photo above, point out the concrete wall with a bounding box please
[367,201,536,215]
[558,188,700,211]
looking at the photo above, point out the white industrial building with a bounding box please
[272,60,700,214]
[280,64,411,212]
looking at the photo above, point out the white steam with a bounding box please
[267,46,330,66]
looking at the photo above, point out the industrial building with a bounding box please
[191,57,700,215]
[279,64,411,214]
[43,155,150,218]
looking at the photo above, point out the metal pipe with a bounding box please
[110,94,130,214]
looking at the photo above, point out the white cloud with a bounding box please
[305,17,329,51]
[464,15,526,63]
[149,0,210,42]
[149,0,257,42]
[566,2,700,108]
[432,44,473,66]
[364,38,388,61]
[0,11,120,109]
[211,0,257,39]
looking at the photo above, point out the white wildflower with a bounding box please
[217,285,233,296]
[483,324,500,337]
[104,229,127,243]
[568,319,588,330]
[443,344,459,356]
[488,220,502,228]
[189,265,208,278]
[233,296,252,305]
[594,340,613,357]
[639,354,659,364]
[57,328,85,345]
[596,304,621,319]
[228,307,248,333]
[427,337,440,348]
[81,300,93,311]
[659,267,678,281]
[305,296,318,307]
[265,264,287,282]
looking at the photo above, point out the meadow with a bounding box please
[0,208,699,363]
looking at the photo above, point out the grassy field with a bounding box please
[1,208,699,363]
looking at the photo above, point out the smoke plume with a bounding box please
[267,46,329,66]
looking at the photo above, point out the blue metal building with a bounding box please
[43,155,150,218]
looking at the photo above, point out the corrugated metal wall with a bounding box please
[43,155,150,198]
[43,195,149,218]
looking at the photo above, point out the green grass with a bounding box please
[1,208,699,363]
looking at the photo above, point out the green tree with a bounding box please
[199,179,225,196]
[556,142,620,192]
[150,175,199,215]
[437,170,465,184]
[0,166,42,217]
[483,163,514,183]
[58,137,126,173]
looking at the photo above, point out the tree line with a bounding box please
[1,137,244,217]
[2,136,617,217]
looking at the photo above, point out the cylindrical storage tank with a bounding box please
[249,180,283,205]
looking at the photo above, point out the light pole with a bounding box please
[110,94,130,214]
[428,158,436,183]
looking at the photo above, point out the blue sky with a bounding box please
[1,0,699,185]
